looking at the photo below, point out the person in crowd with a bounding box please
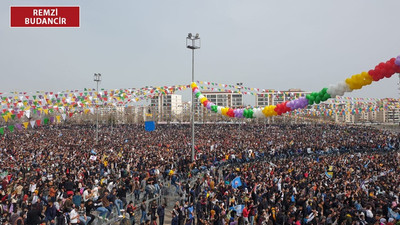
[127,201,137,225]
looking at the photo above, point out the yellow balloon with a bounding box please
[221,107,228,116]
[200,97,207,104]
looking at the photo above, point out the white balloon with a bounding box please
[253,108,263,118]
[327,84,338,98]
[339,82,351,93]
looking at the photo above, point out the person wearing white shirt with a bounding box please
[92,186,99,201]
[83,189,91,202]
[69,206,80,225]
[29,181,37,193]
[107,181,114,193]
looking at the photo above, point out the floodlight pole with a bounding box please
[187,33,200,162]
[237,82,243,135]
[94,73,102,144]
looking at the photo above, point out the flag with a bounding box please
[231,176,242,189]
[8,125,14,132]
[229,205,244,214]
[325,172,333,179]
[90,149,97,155]
[145,121,156,132]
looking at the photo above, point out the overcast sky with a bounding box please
[1,0,400,103]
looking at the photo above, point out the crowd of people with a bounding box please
[0,122,398,225]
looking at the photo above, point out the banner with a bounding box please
[231,176,242,189]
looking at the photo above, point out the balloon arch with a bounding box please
[192,55,400,119]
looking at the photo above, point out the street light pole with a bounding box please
[187,33,200,162]
[237,82,243,135]
[94,73,102,145]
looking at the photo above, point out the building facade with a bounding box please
[193,91,243,122]
[150,94,182,122]
[255,89,311,107]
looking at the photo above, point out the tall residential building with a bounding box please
[255,89,310,107]
[322,99,386,124]
[380,98,400,124]
[193,91,243,122]
[150,94,182,122]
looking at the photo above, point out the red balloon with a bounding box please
[372,76,380,81]
[228,109,235,117]
[368,70,375,76]
[393,62,400,73]
[281,101,291,113]
[384,69,394,78]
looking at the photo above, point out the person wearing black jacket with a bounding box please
[26,204,44,225]
[157,203,165,225]
[150,200,158,224]
[45,201,57,225]
[84,200,96,225]
[117,185,128,208]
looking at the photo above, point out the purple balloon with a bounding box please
[206,102,212,109]
[395,55,400,66]
[298,97,307,105]
[237,109,244,118]
[289,101,297,110]
[286,101,293,109]
[194,89,200,95]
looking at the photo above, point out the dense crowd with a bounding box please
[0,123,399,225]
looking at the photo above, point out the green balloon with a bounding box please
[211,105,218,112]
[248,109,254,118]
[315,96,321,104]
[243,109,248,118]
[323,93,331,101]
[195,92,201,98]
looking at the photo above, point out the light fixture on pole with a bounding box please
[236,82,243,106]
[93,73,102,144]
[186,33,200,162]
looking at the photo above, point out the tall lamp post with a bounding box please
[94,73,102,144]
[187,33,200,162]
[236,82,243,106]
[236,82,243,133]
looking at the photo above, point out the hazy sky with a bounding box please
[1,0,400,103]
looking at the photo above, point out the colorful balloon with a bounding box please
[190,56,400,120]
